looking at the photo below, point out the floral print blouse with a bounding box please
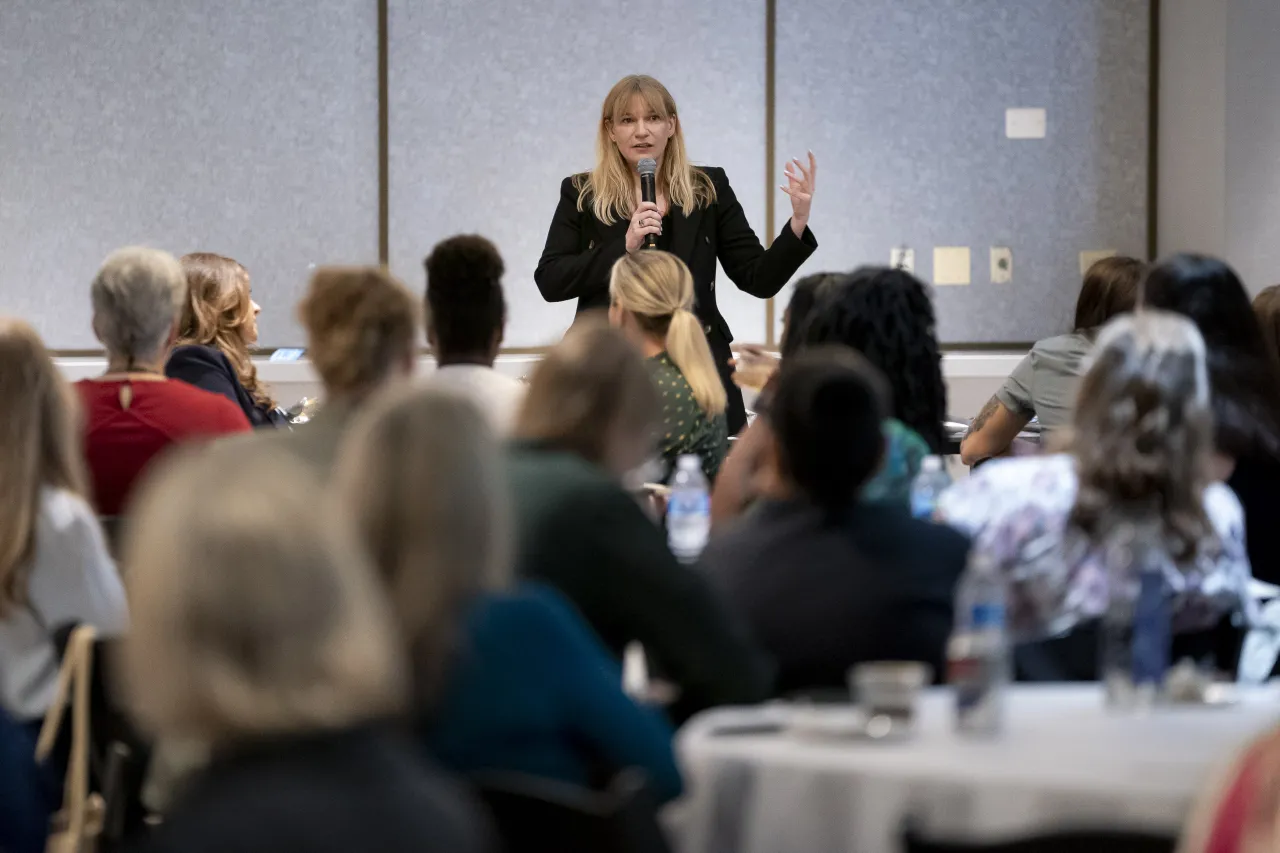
[648,352,728,483]
[937,454,1253,641]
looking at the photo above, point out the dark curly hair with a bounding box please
[1142,254,1280,462]
[424,234,506,361]
[799,267,947,453]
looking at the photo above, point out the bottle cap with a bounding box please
[921,455,943,472]
[677,454,700,471]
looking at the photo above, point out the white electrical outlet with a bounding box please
[890,247,915,273]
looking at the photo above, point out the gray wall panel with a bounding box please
[388,0,771,347]
[775,0,1149,344]
[0,1,378,349]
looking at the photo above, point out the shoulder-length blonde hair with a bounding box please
[0,318,87,616]
[1069,311,1215,566]
[576,75,717,225]
[335,385,510,702]
[119,442,404,743]
[514,319,659,468]
[611,251,725,416]
[177,253,275,409]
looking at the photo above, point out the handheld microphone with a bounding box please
[637,158,658,250]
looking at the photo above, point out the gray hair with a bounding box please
[90,247,185,365]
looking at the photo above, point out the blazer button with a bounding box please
[704,235,710,244]
[588,240,595,250]
[704,324,713,335]
[710,280,716,291]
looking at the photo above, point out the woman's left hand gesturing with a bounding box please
[781,151,816,239]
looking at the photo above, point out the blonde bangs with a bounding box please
[579,75,717,225]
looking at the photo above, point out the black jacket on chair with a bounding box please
[535,166,817,433]
[166,344,287,429]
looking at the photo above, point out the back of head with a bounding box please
[1073,256,1145,333]
[801,267,947,453]
[0,318,85,615]
[767,346,888,518]
[335,385,510,700]
[1070,311,1213,562]
[1253,284,1280,367]
[120,442,404,744]
[1142,253,1280,460]
[90,246,185,367]
[300,266,420,398]
[424,235,506,362]
[609,251,726,415]
[515,319,659,470]
[780,272,847,358]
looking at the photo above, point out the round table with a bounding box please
[670,684,1280,853]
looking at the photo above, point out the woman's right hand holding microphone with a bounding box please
[625,202,663,253]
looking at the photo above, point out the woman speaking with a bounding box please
[536,74,818,433]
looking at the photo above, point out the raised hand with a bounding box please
[781,151,816,238]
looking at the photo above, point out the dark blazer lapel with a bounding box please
[669,202,704,268]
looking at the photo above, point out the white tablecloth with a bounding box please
[670,684,1280,853]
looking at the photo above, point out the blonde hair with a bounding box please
[299,266,421,397]
[335,385,510,701]
[90,247,186,366]
[0,319,87,616]
[576,75,717,225]
[177,253,275,409]
[514,319,659,467]
[610,251,726,416]
[119,442,404,743]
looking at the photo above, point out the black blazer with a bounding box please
[536,166,817,432]
[700,500,970,696]
[166,344,287,428]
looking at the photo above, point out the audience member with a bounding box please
[1143,254,1280,586]
[77,248,250,515]
[1253,283,1280,367]
[259,266,419,478]
[119,442,490,853]
[0,705,52,853]
[610,250,728,480]
[701,348,969,695]
[166,253,287,427]
[424,235,526,434]
[729,274,847,393]
[961,255,1144,465]
[1181,724,1280,852]
[509,320,772,721]
[938,312,1252,641]
[0,318,126,723]
[337,385,682,802]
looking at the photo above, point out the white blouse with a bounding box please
[0,487,127,721]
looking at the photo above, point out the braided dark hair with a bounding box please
[800,266,947,453]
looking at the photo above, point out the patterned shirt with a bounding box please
[647,352,728,482]
[937,454,1252,641]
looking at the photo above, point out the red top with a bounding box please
[76,379,252,515]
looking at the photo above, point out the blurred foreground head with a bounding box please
[336,385,510,700]
[120,442,405,743]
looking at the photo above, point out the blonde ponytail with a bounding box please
[609,251,726,417]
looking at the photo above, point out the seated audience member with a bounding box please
[729,272,847,392]
[714,267,945,522]
[424,235,526,433]
[1143,254,1280,586]
[1181,725,1280,852]
[77,248,249,515]
[336,386,681,803]
[166,252,288,427]
[509,321,772,721]
[938,312,1252,641]
[0,319,126,723]
[701,348,969,694]
[0,705,53,853]
[259,266,419,478]
[1254,283,1280,365]
[119,443,489,853]
[610,251,728,480]
[961,255,1145,465]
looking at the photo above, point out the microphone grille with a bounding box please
[637,157,658,176]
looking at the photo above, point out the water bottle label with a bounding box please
[971,602,1005,629]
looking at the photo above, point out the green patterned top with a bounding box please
[647,352,728,482]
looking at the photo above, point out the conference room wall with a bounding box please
[0,0,379,350]
[386,0,771,348]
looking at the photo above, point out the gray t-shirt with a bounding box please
[994,331,1092,430]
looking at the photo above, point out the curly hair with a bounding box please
[1069,311,1214,565]
[800,267,947,452]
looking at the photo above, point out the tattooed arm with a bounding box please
[960,396,1032,466]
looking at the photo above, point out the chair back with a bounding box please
[902,824,1175,853]
[475,769,671,853]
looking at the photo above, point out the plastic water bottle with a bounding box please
[667,455,711,563]
[948,552,1009,736]
[1100,524,1173,710]
[909,455,951,519]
